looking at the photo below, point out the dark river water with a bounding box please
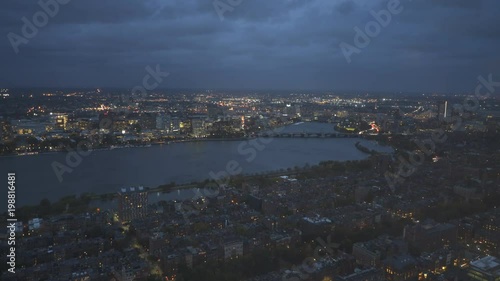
[0,122,392,208]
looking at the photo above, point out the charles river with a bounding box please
[0,122,392,209]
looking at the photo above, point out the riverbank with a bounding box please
[0,122,393,210]
[97,167,305,203]
[0,121,330,157]
[6,156,376,220]
[1,133,366,158]
[168,137,249,144]
[354,141,379,155]
[0,137,250,158]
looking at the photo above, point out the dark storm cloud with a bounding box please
[335,1,357,15]
[1,0,499,92]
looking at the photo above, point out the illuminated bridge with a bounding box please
[256,132,361,138]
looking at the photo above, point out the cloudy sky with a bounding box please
[1,0,499,92]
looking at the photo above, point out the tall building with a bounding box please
[117,186,148,222]
[171,117,180,133]
[191,117,206,138]
[476,215,500,256]
[51,113,68,131]
[383,254,418,281]
[0,119,13,142]
[138,113,156,130]
[352,242,381,267]
[403,220,457,252]
[156,114,164,130]
[437,101,449,121]
[353,236,408,268]
[155,114,172,132]
[295,105,301,117]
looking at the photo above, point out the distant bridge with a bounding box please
[256,132,361,138]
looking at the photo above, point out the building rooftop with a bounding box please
[384,254,416,271]
[303,216,332,224]
[120,186,145,193]
[470,256,500,274]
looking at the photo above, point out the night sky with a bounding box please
[1,0,500,92]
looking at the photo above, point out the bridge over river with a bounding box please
[256,132,362,138]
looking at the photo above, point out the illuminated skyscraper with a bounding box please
[51,113,68,131]
[0,119,13,143]
[191,117,206,137]
[117,186,148,222]
[156,113,172,132]
[438,101,449,120]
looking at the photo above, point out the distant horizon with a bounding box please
[0,86,479,96]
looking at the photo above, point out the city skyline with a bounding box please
[2,1,500,280]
